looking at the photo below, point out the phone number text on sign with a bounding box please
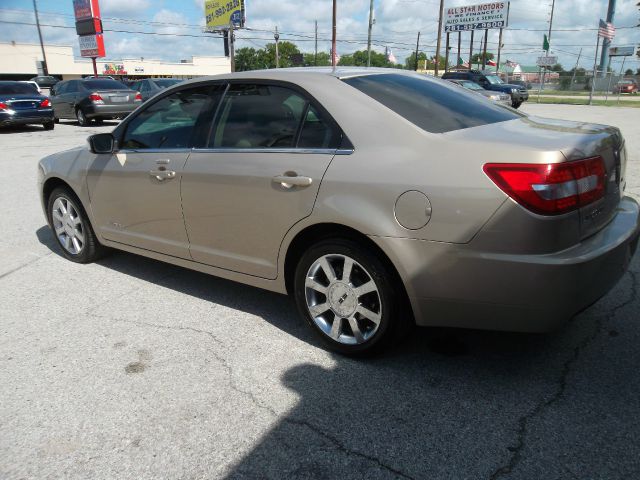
[205,0,241,25]
[445,21,506,32]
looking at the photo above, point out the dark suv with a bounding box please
[441,70,529,108]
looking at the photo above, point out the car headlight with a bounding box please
[489,95,500,100]
[511,88,518,93]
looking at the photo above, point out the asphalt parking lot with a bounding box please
[1,105,639,480]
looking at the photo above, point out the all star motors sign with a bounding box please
[445,2,510,32]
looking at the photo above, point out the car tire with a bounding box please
[47,187,107,263]
[93,118,104,125]
[43,121,54,130]
[512,101,522,109]
[76,108,91,127]
[294,238,403,356]
[53,117,60,124]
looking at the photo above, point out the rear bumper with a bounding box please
[84,103,138,119]
[372,196,640,332]
[0,109,54,126]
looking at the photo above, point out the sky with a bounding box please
[0,0,638,72]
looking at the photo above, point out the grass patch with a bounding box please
[534,90,591,96]
[530,97,640,108]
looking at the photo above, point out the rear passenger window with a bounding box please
[298,105,336,149]
[211,84,302,149]
[121,86,215,149]
[210,84,340,149]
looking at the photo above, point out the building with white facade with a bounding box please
[0,42,231,80]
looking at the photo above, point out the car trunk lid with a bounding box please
[93,89,137,105]
[445,115,625,239]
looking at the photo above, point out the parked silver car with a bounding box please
[50,78,142,126]
[38,68,640,355]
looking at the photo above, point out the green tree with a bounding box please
[404,52,427,70]
[338,50,399,68]
[235,47,261,72]
[259,41,302,69]
[625,68,634,76]
[550,63,564,72]
[303,52,331,67]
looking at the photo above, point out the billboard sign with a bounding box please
[73,0,93,20]
[445,2,509,32]
[609,46,635,57]
[79,34,106,58]
[205,0,245,30]
[536,56,558,66]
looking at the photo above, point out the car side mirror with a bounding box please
[88,133,115,154]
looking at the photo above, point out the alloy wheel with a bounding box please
[304,254,382,345]
[51,197,85,255]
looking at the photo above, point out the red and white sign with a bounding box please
[75,0,105,58]
[79,34,106,58]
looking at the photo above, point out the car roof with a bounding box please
[177,67,423,87]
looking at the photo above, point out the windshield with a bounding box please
[461,81,483,90]
[343,73,521,134]
[484,75,504,85]
[82,79,128,90]
[0,82,39,94]
[154,79,182,88]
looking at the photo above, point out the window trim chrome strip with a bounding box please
[191,147,354,155]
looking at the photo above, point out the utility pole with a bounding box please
[569,48,582,89]
[444,33,450,72]
[468,30,474,70]
[496,28,503,73]
[32,0,48,75]
[367,0,374,67]
[331,0,337,67]
[315,20,318,66]
[414,31,421,71]
[481,29,488,69]
[599,0,616,76]
[274,26,280,68]
[228,23,235,72]
[541,0,555,90]
[434,0,445,76]
[457,32,461,69]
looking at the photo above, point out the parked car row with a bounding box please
[0,77,186,129]
[442,70,529,108]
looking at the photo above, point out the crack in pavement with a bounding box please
[95,315,415,480]
[489,269,638,480]
[0,252,52,281]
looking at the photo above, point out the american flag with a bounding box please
[598,19,615,40]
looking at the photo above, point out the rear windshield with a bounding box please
[0,83,39,94]
[82,79,128,90]
[343,73,520,134]
[154,79,182,88]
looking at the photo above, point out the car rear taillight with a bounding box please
[39,98,51,108]
[0,102,8,110]
[483,157,606,215]
[89,93,104,104]
[134,92,143,102]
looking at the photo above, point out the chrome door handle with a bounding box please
[272,175,313,188]
[149,170,176,181]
